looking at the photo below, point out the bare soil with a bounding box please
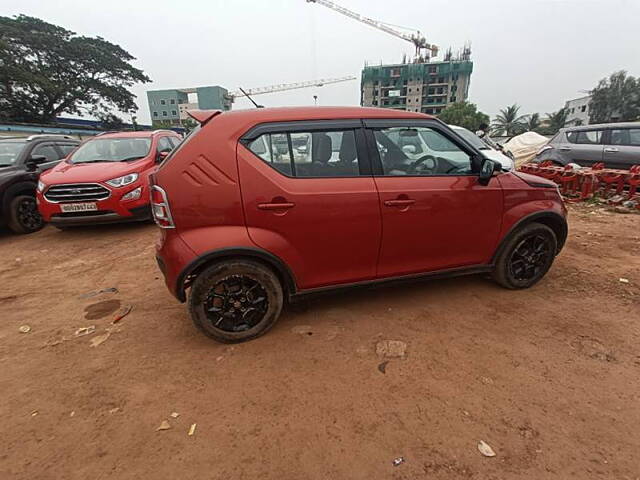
[0,205,639,480]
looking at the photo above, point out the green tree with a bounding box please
[436,101,489,132]
[589,70,640,123]
[181,117,198,132]
[98,112,124,130]
[523,113,541,132]
[542,108,568,135]
[491,104,527,136]
[0,15,150,123]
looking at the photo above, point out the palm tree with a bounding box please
[523,113,541,132]
[545,108,568,134]
[491,104,527,136]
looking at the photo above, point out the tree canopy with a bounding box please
[523,113,541,132]
[589,70,640,123]
[436,101,489,132]
[542,108,568,135]
[0,15,150,123]
[491,104,527,136]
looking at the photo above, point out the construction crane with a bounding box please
[228,76,356,99]
[307,0,438,62]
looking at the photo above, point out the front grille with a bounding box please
[44,183,110,203]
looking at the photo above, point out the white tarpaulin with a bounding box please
[503,132,550,168]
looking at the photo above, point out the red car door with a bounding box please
[363,119,504,278]
[238,121,381,290]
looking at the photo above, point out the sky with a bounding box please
[4,0,639,124]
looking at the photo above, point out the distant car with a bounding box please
[0,135,80,234]
[449,125,514,171]
[152,106,567,343]
[534,122,640,169]
[37,130,181,229]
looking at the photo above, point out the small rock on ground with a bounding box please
[376,340,407,358]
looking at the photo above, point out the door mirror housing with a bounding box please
[478,158,500,185]
[25,154,48,171]
[156,150,170,163]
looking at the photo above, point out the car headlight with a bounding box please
[121,186,142,201]
[37,180,46,192]
[105,173,139,188]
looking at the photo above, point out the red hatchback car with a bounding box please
[37,130,181,228]
[152,107,567,343]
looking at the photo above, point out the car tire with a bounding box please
[493,222,557,289]
[7,195,44,234]
[189,259,284,343]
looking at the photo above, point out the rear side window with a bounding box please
[566,130,603,145]
[157,137,173,153]
[611,128,640,146]
[247,130,360,178]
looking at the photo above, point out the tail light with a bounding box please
[150,185,175,229]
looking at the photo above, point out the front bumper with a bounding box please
[49,204,151,226]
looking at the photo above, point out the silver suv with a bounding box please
[535,122,640,170]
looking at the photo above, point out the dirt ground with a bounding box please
[0,204,639,480]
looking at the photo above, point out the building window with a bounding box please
[171,110,177,116]
[429,66,438,73]
[162,111,168,116]
[581,105,587,112]
[160,99,166,105]
[390,68,401,77]
[153,112,158,117]
[170,99,175,104]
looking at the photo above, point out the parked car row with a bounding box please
[0,130,181,234]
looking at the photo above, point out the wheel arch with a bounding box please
[175,247,297,302]
[491,211,568,264]
[2,181,38,216]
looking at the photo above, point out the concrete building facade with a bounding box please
[147,86,232,126]
[361,60,473,114]
[564,96,591,126]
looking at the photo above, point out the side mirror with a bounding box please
[156,150,170,163]
[25,154,48,171]
[478,158,499,185]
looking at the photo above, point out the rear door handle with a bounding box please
[604,147,619,153]
[384,199,416,207]
[257,202,295,210]
[558,147,572,151]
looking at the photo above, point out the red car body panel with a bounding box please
[38,131,180,225]
[152,107,567,302]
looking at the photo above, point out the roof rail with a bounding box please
[95,131,121,137]
[151,129,178,134]
[26,134,75,141]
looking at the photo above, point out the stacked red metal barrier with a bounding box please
[518,162,640,208]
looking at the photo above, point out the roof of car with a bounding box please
[94,130,178,139]
[563,121,640,131]
[217,106,432,123]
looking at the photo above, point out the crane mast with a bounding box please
[228,75,356,98]
[307,0,438,61]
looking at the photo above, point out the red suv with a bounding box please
[37,130,181,228]
[153,107,567,343]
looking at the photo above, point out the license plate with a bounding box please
[60,202,98,212]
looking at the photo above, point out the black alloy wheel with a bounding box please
[204,275,269,333]
[508,233,553,281]
[8,195,44,234]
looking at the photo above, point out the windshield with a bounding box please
[69,137,152,163]
[0,141,26,167]
[451,127,490,150]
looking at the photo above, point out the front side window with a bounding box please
[0,141,26,166]
[157,137,173,153]
[373,126,473,176]
[611,128,640,146]
[566,130,602,144]
[247,130,360,178]
[56,143,77,157]
[69,138,152,163]
[32,144,60,162]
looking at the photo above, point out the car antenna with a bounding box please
[238,87,264,109]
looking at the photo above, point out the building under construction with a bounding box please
[361,52,473,114]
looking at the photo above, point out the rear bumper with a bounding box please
[49,204,151,226]
[155,230,198,301]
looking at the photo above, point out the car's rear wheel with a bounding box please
[189,260,283,343]
[493,222,557,289]
[7,195,44,234]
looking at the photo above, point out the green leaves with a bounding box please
[589,71,640,123]
[436,101,489,132]
[0,15,150,123]
[491,104,527,137]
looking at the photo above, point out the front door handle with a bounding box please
[257,202,295,211]
[604,147,619,153]
[384,199,416,207]
[558,147,572,151]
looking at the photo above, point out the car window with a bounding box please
[69,138,152,163]
[566,130,603,145]
[56,143,77,157]
[32,143,61,161]
[168,136,181,148]
[611,128,640,146]
[0,141,26,166]
[157,137,173,153]
[373,126,473,176]
[247,130,360,178]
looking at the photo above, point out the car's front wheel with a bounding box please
[7,195,44,234]
[493,222,558,289]
[189,260,284,343]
